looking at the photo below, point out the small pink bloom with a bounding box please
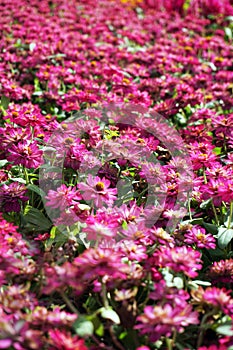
[78,175,117,208]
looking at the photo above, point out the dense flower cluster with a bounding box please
[0,0,233,349]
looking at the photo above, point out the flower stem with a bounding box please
[211,200,219,226]
[101,282,109,308]
[227,201,233,229]
[23,167,29,185]
[188,194,192,221]
[60,290,79,314]
[197,310,216,348]
[166,337,173,350]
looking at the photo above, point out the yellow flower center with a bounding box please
[96,182,105,191]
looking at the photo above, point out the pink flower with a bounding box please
[74,247,127,282]
[78,175,117,208]
[48,329,88,350]
[7,141,43,169]
[0,183,28,213]
[203,287,233,315]
[46,184,81,211]
[5,102,47,127]
[83,209,120,241]
[139,161,166,185]
[200,177,225,206]
[152,246,202,278]
[136,303,199,341]
[198,346,227,350]
[119,241,148,261]
[209,258,233,284]
[184,226,216,249]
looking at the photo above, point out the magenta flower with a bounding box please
[48,329,88,350]
[83,209,120,241]
[184,226,216,249]
[198,346,227,350]
[200,178,224,206]
[136,303,199,341]
[5,102,47,127]
[203,287,233,315]
[209,258,233,284]
[78,175,117,208]
[74,247,127,282]
[119,241,148,261]
[0,183,28,213]
[153,246,203,278]
[7,141,43,169]
[46,184,81,211]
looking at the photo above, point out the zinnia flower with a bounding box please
[7,141,43,168]
[0,183,28,213]
[78,175,117,208]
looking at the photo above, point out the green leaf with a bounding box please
[175,343,186,350]
[120,330,139,350]
[1,95,10,110]
[213,147,222,155]
[181,218,203,225]
[203,222,218,234]
[95,322,104,337]
[73,316,94,337]
[27,184,45,197]
[174,112,187,126]
[223,210,233,228]
[191,280,211,286]
[29,42,36,51]
[207,247,225,259]
[89,315,104,337]
[189,218,204,225]
[122,220,128,230]
[200,198,212,209]
[23,206,52,232]
[10,177,26,184]
[0,160,8,167]
[50,226,58,239]
[216,322,233,336]
[173,277,184,289]
[119,331,127,340]
[224,27,232,41]
[100,307,120,324]
[217,226,233,249]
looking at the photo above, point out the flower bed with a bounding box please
[0,0,233,349]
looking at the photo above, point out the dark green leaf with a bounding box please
[203,222,218,234]
[23,206,52,232]
[27,184,45,197]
